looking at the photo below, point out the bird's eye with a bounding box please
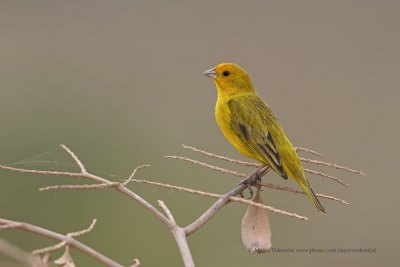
[222,71,230,77]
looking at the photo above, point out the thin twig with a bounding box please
[229,196,308,220]
[33,241,67,255]
[304,169,349,187]
[182,144,260,167]
[258,182,348,205]
[0,165,87,179]
[60,144,87,173]
[165,155,247,177]
[300,157,366,175]
[39,183,118,191]
[69,219,97,238]
[295,146,324,158]
[124,165,151,185]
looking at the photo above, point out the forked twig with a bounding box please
[0,218,122,267]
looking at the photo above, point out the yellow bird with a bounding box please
[204,63,325,213]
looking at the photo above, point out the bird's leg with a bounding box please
[237,166,269,199]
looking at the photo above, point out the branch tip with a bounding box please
[158,200,176,225]
[60,144,87,173]
[295,146,324,158]
[300,157,365,176]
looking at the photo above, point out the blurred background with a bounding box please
[0,1,398,266]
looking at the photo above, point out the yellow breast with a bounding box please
[215,98,256,160]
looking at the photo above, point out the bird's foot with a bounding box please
[237,166,268,199]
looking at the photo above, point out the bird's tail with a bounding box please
[301,184,326,213]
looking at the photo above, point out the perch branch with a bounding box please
[184,166,267,236]
[177,145,363,186]
[166,153,348,204]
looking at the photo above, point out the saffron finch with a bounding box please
[204,63,325,213]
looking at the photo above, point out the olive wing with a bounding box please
[228,97,287,179]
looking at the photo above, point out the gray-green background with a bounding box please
[1,1,398,266]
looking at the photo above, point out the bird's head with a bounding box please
[203,63,254,96]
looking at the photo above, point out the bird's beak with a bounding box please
[203,68,217,79]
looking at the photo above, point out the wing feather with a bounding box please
[228,96,287,179]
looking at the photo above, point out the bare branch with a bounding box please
[172,227,194,267]
[0,143,360,267]
[39,183,118,191]
[300,157,366,176]
[0,218,124,267]
[0,165,86,179]
[165,155,246,178]
[0,148,172,230]
[229,196,308,220]
[185,166,264,236]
